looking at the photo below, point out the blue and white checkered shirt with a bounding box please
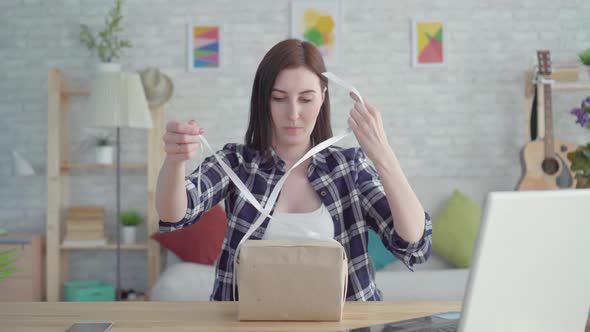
[159,143,432,301]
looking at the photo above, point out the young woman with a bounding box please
[155,39,432,301]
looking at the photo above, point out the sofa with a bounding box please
[151,176,515,302]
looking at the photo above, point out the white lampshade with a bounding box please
[87,69,153,129]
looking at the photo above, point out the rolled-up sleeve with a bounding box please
[389,213,432,270]
[158,143,239,233]
[355,148,432,271]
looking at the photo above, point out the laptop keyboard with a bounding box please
[347,314,460,332]
[406,319,459,332]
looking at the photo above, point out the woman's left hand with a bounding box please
[347,92,393,165]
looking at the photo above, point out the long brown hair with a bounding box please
[244,39,332,156]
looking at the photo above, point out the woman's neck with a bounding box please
[273,141,312,169]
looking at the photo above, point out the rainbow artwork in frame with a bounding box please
[187,24,222,70]
[411,19,445,67]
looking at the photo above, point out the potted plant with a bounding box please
[578,48,590,79]
[120,210,143,244]
[79,0,132,73]
[95,132,114,164]
[0,249,18,280]
[567,97,590,188]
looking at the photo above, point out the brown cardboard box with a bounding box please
[237,240,348,321]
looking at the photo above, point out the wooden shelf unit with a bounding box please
[60,243,148,251]
[46,68,166,302]
[0,233,45,301]
[524,68,590,140]
[61,89,90,97]
[60,162,147,174]
[551,82,590,91]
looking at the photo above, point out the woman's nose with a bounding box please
[287,101,299,120]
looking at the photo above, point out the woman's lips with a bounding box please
[284,127,302,134]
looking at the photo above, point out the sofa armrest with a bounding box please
[375,268,470,301]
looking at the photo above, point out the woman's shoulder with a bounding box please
[320,146,376,181]
[318,146,366,171]
[323,145,365,161]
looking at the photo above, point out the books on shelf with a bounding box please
[64,231,105,241]
[67,206,104,217]
[63,206,106,246]
[61,239,107,247]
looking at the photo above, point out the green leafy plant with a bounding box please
[96,133,113,147]
[120,211,143,227]
[0,249,19,280]
[567,143,590,189]
[579,48,590,66]
[567,97,590,188]
[80,0,132,63]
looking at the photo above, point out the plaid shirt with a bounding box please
[159,143,432,301]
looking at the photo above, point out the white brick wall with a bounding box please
[1,0,589,293]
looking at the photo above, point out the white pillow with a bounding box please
[151,262,216,301]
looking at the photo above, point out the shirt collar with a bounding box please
[260,146,330,174]
[311,148,331,173]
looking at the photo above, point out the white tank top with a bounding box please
[262,204,335,241]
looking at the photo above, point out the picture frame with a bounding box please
[411,19,446,67]
[290,0,342,67]
[187,23,223,71]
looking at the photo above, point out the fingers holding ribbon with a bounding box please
[162,120,204,161]
[347,92,390,163]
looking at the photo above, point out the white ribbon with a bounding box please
[321,72,364,105]
[191,72,364,300]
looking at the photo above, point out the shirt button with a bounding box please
[320,191,327,197]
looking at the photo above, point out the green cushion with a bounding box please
[432,190,482,268]
[368,229,398,271]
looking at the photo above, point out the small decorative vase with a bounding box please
[122,226,137,244]
[96,146,114,164]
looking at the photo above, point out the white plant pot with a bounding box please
[97,62,121,73]
[122,226,137,244]
[96,146,114,164]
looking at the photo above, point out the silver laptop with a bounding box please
[348,189,590,332]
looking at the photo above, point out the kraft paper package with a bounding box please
[237,239,348,321]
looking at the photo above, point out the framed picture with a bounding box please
[411,19,445,67]
[290,0,342,66]
[187,23,222,71]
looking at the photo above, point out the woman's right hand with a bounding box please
[162,120,204,163]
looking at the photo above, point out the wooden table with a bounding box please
[0,301,461,332]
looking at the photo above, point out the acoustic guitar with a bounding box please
[517,50,577,190]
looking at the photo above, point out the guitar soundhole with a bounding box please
[542,158,559,175]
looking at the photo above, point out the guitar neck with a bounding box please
[543,83,554,158]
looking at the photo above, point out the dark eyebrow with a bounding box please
[272,88,317,95]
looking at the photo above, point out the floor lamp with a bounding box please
[87,66,152,300]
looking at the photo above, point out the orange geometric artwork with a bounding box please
[412,19,445,67]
